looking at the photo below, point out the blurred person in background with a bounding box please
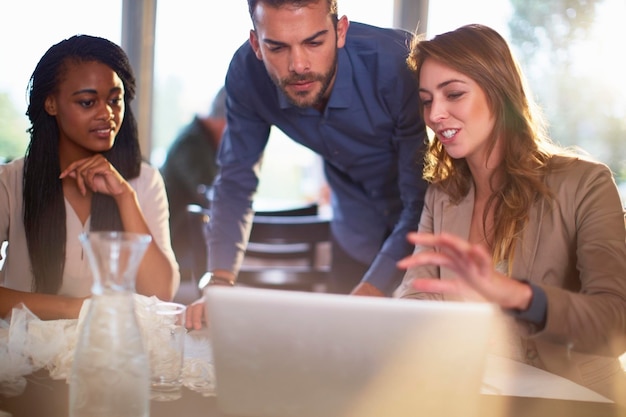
[161,87,226,280]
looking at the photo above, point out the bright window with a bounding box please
[426,0,626,204]
[0,0,122,161]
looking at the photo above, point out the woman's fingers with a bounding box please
[399,232,482,278]
[411,277,460,295]
[399,231,501,302]
[60,155,126,196]
[398,249,453,269]
[411,277,486,301]
[408,232,475,259]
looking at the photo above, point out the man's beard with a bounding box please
[273,53,338,109]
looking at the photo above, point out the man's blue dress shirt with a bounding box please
[209,22,428,294]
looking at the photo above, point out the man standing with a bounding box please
[187,0,427,326]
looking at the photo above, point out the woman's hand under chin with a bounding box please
[59,154,132,198]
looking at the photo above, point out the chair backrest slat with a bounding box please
[248,215,330,244]
[185,203,332,293]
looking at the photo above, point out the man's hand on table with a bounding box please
[185,296,207,330]
[351,282,385,297]
[186,270,237,330]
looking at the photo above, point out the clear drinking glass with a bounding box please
[147,301,187,401]
[69,231,152,417]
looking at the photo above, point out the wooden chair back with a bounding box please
[184,202,332,293]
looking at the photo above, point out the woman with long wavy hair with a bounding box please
[395,24,626,402]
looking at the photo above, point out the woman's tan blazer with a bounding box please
[397,155,626,401]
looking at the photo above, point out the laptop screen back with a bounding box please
[205,286,495,417]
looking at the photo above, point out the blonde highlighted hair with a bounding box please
[407,24,562,270]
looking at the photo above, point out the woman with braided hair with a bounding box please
[0,35,179,319]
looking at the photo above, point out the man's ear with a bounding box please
[44,96,57,116]
[249,29,263,60]
[336,15,350,49]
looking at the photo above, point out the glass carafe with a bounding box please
[69,231,152,417]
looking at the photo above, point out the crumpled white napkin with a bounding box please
[0,304,41,397]
[0,295,216,398]
[182,327,216,397]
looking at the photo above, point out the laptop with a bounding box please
[205,286,495,417]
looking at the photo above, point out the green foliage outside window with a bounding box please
[508,0,626,183]
[0,92,29,162]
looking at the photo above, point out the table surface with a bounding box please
[1,369,625,417]
[2,317,625,417]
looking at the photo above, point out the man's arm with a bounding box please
[355,131,428,296]
[206,74,272,278]
[356,46,429,296]
[186,73,271,330]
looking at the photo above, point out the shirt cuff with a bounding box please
[507,281,547,327]
[362,253,406,296]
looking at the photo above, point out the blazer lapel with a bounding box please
[435,183,545,284]
[512,197,545,281]
[439,185,474,281]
